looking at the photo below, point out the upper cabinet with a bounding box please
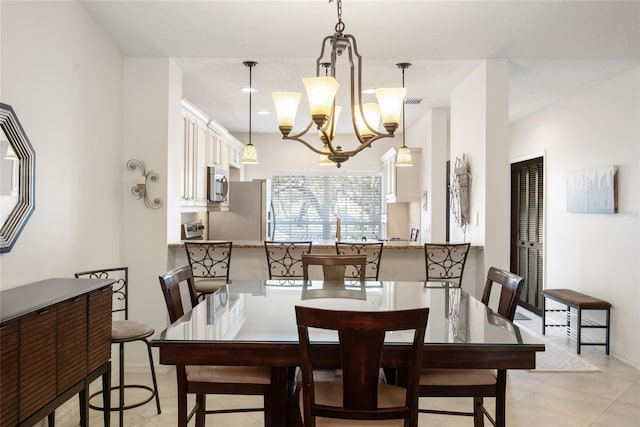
[181,101,243,210]
[381,147,422,203]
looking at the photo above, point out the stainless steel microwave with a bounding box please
[208,166,228,202]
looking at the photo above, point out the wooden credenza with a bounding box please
[0,278,114,427]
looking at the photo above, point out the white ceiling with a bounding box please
[80,0,640,135]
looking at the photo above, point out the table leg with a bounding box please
[269,367,288,427]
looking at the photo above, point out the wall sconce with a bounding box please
[127,159,163,209]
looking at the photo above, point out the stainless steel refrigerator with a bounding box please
[208,180,274,240]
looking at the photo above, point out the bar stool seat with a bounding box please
[193,278,227,295]
[111,320,154,342]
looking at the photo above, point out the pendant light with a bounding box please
[241,61,259,164]
[395,62,413,167]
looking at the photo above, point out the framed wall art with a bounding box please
[566,165,617,214]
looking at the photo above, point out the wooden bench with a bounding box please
[542,289,611,355]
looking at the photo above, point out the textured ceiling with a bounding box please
[81,0,640,134]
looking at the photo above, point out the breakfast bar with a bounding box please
[169,240,485,295]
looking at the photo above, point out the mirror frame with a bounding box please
[1,102,35,253]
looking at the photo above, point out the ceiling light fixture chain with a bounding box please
[332,0,345,34]
[272,0,407,168]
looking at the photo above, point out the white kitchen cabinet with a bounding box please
[381,147,422,203]
[181,110,209,208]
[208,131,230,172]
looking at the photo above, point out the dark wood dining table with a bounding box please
[151,280,544,427]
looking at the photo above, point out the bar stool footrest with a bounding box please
[88,384,159,412]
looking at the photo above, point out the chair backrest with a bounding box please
[184,241,232,281]
[295,305,429,426]
[75,267,128,318]
[424,243,471,286]
[480,266,525,321]
[158,265,199,323]
[301,254,367,283]
[264,241,313,279]
[335,242,384,280]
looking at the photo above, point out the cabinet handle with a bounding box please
[99,286,111,292]
[72,296,82,302]
[37,308,50,315]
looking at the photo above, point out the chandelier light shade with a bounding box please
[395,62,413,167]
[272,0,407,168]
[241,60,259,164]
[271,92,302,133]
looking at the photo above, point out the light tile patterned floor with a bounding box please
[46,309,639,426]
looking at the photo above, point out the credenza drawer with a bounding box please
[88,286,113,372]
[19,308,58,422]
[0,320,20,426]
[57,295,88,393]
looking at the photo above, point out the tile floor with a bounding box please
[47,309,639,426]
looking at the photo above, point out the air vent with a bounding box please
[404,97,423,105]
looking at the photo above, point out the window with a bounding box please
[271,172,381,241]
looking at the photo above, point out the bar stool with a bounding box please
[184,241,232,301]
[424,242,471,286]
[74,267,161,427]
[335,241,384,280]
[264,241,312,279]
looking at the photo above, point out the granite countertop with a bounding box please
[169,240,482,250]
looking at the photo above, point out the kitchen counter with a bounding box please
[169,240,482,250]
[168,240,485,297]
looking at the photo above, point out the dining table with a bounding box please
[151,279,545,427]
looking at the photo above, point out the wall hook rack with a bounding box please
[127,159,163,209]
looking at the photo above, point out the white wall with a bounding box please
[450,59,510,293]
[122,58,183,366]
[510,67,640,367]
[422,107,449,242]
[0,1,123,289]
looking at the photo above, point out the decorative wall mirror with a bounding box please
[1,103,35,253]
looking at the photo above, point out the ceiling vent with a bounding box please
[404,97,423,105]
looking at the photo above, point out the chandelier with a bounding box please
[272,0,407,168]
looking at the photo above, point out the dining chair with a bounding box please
[74,267,161,427]
[158,265,272,427]
[424,242,471,286]
[418,266,525,427]
[301,254,367,282]
[264,241,313,279]
[335,241,384,280]
[184,241,232,301]
[295,305,429,427]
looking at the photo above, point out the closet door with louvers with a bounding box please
[510,157,544,314]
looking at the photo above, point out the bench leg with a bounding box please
[541,296,546,335]
[605,308,611,355]
[577,308,582,355]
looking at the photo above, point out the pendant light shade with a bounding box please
[396,145,413,167]
[241,143,258,164]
